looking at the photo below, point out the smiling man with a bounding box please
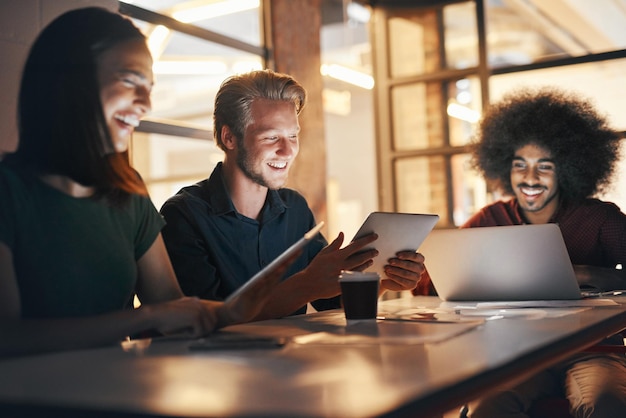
[462,87,625,289]
[508,144,558,223]
[160,70,427,321]
[460,87,626,418]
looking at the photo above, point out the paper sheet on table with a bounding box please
[472,299,618,309]
[455,307,589,319]
[377,307,489,323]
[379,306,584,320]
[292,319,483,345]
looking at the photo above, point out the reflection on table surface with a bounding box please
[0,295,625,418]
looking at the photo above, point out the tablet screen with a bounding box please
[352,212,439,278]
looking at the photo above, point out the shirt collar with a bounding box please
[202,162,236,216]
[204,162,288,221]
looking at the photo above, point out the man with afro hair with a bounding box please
[464,87,626,418]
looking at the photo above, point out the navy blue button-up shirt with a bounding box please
[160,163,340,314]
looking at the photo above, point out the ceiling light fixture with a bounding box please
[447,102,480,123]
[172,0,260,23]
[320,64,374,90]
[153,60,228,75]
[347,2,371,23]
[147,25,170,60]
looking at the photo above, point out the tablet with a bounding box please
[189,334,288,351]
[351,212,439,277]
[224,222,325,303]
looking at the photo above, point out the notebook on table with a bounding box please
[352,212,440,278]
[418,224,582,301]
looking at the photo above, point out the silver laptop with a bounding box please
[419,224,581,301]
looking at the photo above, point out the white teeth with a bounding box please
[522,188,542,196]
[114,114,139,127]
[268,162,287,169]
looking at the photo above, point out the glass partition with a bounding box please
[451,153,487,226]
[119,1,264,207]
[388,11,440,77]
[490,59,626,131]
[395,156,448,224]
[444,1,478,69]
[486,0,626,67]
[394,153,487,227]
[392,82,444,150]
[447,76,481,146]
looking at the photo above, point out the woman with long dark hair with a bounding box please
[0,7,288,357]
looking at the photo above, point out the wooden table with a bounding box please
[1,296,625,418]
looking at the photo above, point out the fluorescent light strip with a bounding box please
[320,64,374,90]
[347,2,371,23]
[172,0,260,23]
[447,103,480,123]
[153,60,228,75]
[147,25,170,60]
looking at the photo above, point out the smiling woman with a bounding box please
[97,38,153,154]
[0,7,291,357]
[13,7,151,196]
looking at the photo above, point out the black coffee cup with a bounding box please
[339,271,380,323]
